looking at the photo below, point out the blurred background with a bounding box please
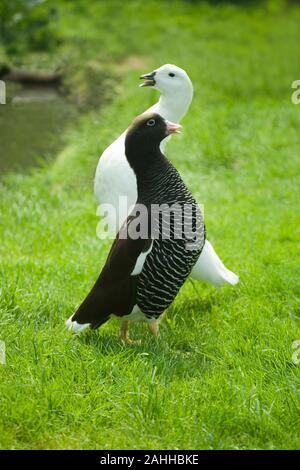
[1,0,300,450]
[0,0,299,176]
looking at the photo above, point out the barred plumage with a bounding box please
[136,163,205,318]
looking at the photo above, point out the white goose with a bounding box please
[94,64,238,287]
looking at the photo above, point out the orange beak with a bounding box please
[166,120,182,135]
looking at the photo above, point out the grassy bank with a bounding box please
[0,1,300,449]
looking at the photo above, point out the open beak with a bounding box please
[139,71,156,87]
[166,120,182,135]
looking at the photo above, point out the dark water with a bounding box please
[0,83,77,174]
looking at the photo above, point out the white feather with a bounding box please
[131,241,153,276]
[190,240,239,287]
[65,315,90,333]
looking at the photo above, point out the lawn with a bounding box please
[0,0,300,449]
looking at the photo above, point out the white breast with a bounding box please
[94,131,137,235]
[93,102,178,236]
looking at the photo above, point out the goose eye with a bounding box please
[147,119,156,127]
[168,72,175,77]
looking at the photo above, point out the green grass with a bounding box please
[1,0,300,449]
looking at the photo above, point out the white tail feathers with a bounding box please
[190,240,239,287]
[65,315,90,333]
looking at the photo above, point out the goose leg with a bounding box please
[148,319,160,337]
[119,320,141,345]
[119,320,131,343]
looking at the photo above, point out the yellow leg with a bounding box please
[119,320,131,343]
[148,320,160,337]
[119,320,141,345]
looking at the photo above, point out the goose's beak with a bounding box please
[166,121,182,135]
[139,71,156,87]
